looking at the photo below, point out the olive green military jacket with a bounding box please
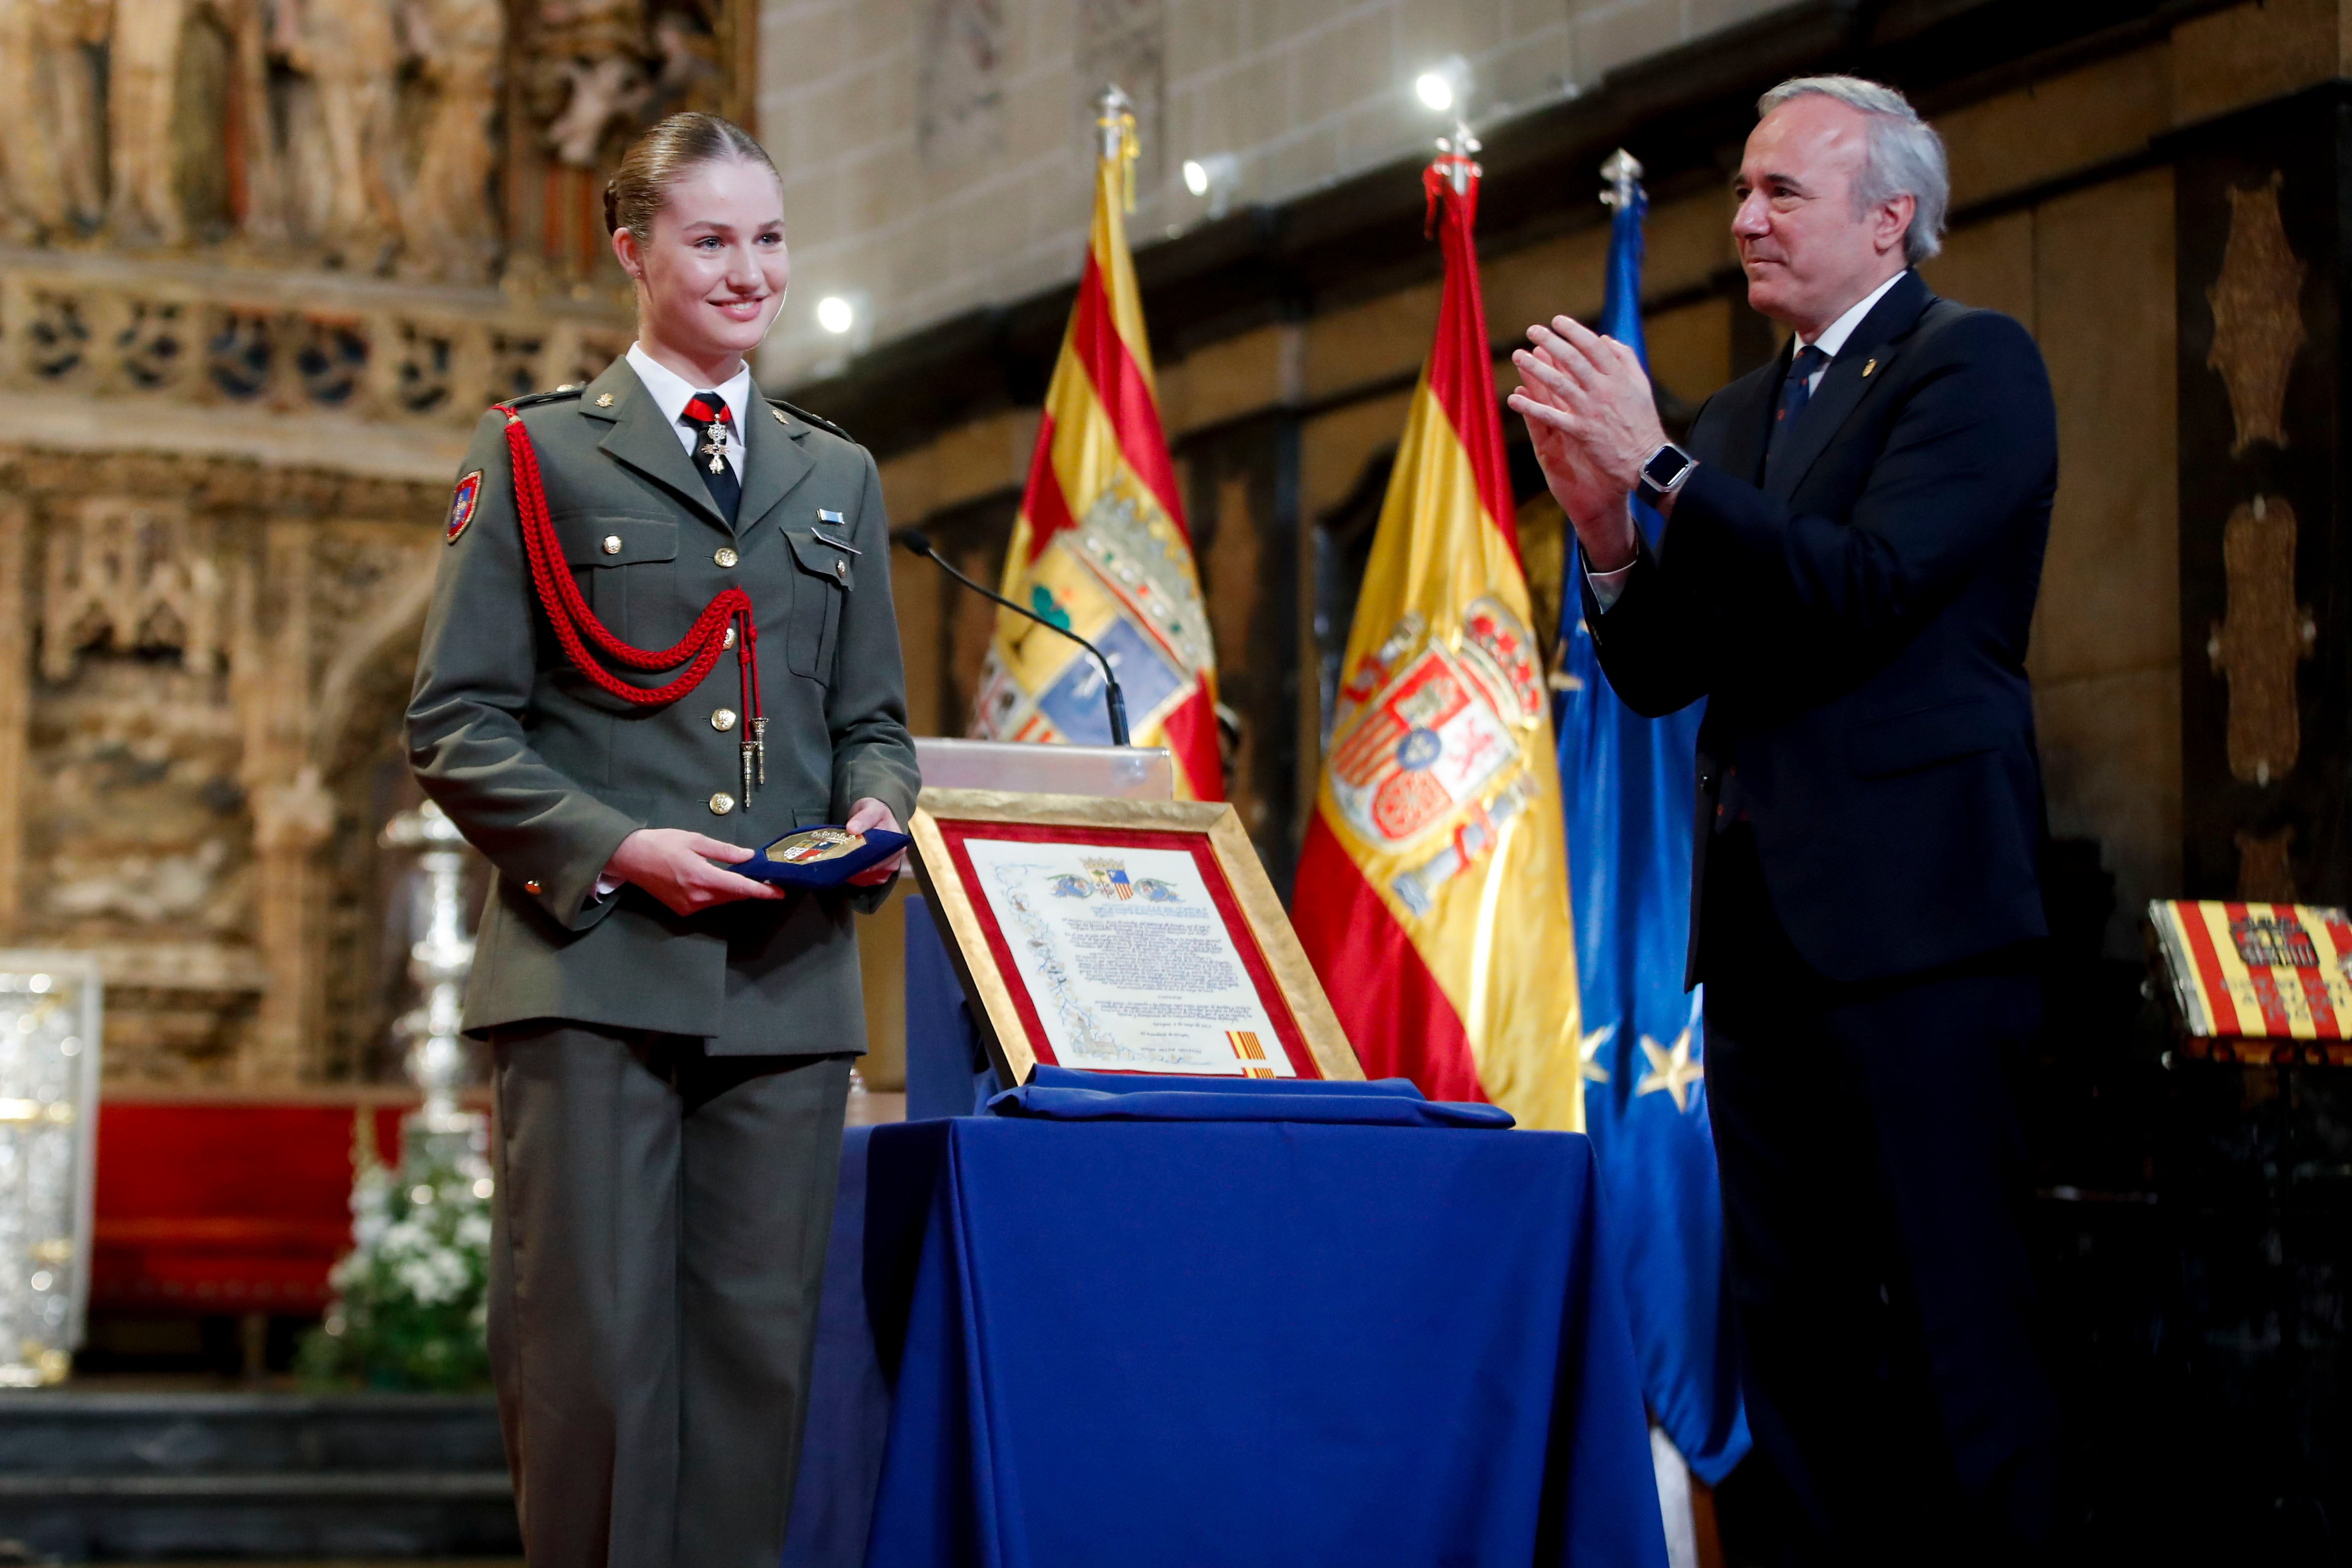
[406,355,920,1053]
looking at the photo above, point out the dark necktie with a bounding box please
[1769,343,1829,456]
[681,392,742,524]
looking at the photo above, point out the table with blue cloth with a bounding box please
[783,1063,1667,1567]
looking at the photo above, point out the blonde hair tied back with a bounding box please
[603,112,780,248]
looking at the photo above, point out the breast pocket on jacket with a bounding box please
[556,516,680,634]
[1846,697,2005,779]
[782,528,855,681]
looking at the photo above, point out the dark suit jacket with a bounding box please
[1581,270,2056,986]
[406,355,921,1051]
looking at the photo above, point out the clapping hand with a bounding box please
[1507,315,1670,572]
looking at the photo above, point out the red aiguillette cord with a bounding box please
[497,404,765,798]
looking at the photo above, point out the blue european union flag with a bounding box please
[1555,157,1750,1486]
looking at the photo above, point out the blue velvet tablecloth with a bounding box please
[786,1109,1666,1567]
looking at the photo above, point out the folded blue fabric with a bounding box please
[988,1082,1515,1129]
[1026,1064,1427,1099]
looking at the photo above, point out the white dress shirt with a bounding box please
[1584,269,1909,611]
[626,341,752,478]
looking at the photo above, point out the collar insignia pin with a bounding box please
[1862,358,1877,377]
[596,392,614,406]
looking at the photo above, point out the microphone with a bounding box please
[893,530,1131,747]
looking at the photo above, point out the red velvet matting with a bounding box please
[91,1101,408,1313]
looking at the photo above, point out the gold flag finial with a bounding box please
[1096,83,1139,212]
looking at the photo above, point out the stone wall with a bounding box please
[755,0,1794,382]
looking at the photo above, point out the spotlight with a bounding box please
[1180,153,1240,219]
[816,295,856,335]
[1414,55,1472,116]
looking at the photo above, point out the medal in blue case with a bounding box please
[732,826,910,888]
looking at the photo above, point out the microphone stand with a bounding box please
[893,530,1131,746]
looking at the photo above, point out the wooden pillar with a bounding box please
[2167,75,2352,1540]
[2176,83,2350,902]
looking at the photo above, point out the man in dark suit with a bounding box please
[1510,76,2060,1561]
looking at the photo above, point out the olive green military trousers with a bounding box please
[486,1024,850,1568]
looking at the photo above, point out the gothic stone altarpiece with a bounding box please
[0,0,751,1086]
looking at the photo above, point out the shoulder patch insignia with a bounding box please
[446,469,484,544]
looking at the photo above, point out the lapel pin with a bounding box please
[1861,358,1877,378]
[596,392,614,406]
[817,509,844,523]
[772,407,788,425]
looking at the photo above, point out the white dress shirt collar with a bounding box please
[625,342,754,463]
[1800,269,1909,362]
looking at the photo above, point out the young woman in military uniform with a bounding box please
[405,112,919,1568]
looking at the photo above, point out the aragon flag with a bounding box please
[971,89,1222,801]
[1292,139,1582,1131]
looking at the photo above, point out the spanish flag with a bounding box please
[971,92,1221,801]
[1292,144,1583,1130]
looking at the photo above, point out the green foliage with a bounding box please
[298,1118,493,1392]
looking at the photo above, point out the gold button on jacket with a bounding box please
[711,708,738,732]
[406,356,920,1053]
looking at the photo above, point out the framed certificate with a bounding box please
[908,789,1363,1085]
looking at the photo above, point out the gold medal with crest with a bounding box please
[764,827,866,865]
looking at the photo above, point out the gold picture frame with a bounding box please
[907,788,1364,1087]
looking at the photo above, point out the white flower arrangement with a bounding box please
[300,1111,494,1391]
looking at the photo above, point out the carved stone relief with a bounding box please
[0,0,112,241]
[0,448,443,1086]
[0,0,748,283]
[2206,174,2307,455]
[2207,495,2312,786]
[39,497,224,682]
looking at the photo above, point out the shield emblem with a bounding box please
[445,470,484,545]
[1328,637,1522,849]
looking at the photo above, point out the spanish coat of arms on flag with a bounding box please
[1292,138,1584,1132]
[971,91,1222,801]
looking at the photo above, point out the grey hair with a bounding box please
[1757,75,1948,264]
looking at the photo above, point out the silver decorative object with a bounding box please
[380,801,487,1174]
[1600,147,1644,210]
[0,953,102,1388]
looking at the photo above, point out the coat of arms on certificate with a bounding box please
[908,790,1363,1085]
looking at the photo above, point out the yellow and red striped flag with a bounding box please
[971,93,1221,800]
[1292,144,1583,1130]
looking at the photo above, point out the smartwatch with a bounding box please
[1636,443,1697,508]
